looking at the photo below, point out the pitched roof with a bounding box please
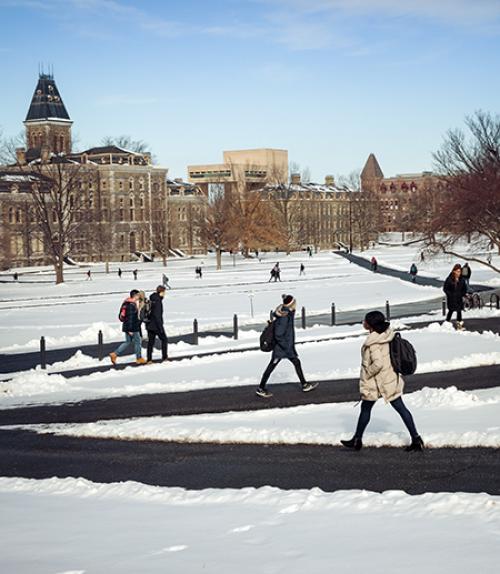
[361,153,384,180]
[25,74,71,122]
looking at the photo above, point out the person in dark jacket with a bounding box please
[256,294,318,398]
[409,263,418,283]
[461,263,472,291]
[110,289,146,365]
[443,264,467,328]
[146,286,168,363]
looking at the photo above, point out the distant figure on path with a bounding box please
[420,252,425,263]
[162,274,171,289]
[370,256,378,272]
[146,285,168,363]
[13,272,18,281]
[340,311,424,452]
[461,263,472,290]
[409,263,418,283]
[110,289,146,365]
[118,268,123,279]
[195,266,203,279]
[443,264,467,329]
[86,270,92,281]
[299,263,305,276]
[256,294,318,398]
[133,269,138,281]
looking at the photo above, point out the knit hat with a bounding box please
[282,294,295,306]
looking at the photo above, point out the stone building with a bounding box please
[361,153,438,233]
[0,73,206,267]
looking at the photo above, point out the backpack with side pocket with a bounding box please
[140,299,153,323]
[260,320,276,352]
[389,332,417,376]
[118,300,128,323]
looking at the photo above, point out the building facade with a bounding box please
[0,74,206,268]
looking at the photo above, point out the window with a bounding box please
[119,180,124,191]
[8,207,14,224]
[129,178,134,191]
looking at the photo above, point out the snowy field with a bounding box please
[0,251,440,352]
[2,321,500,408]
[1,477,500,574]
[366,234,500,286]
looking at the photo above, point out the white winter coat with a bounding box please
[359,328,404,402]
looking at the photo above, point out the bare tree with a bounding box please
[0,129,25,165]
[101,135,150,154]
[419,111,500,273]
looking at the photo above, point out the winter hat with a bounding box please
[282,294,295,307]
[364,310,390,334]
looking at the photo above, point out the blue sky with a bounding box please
[1,0,500,180]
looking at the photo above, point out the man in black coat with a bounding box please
[443,264,467,328]
[110,289,145,365]
[146,285,168,363]
[256,294,318,398]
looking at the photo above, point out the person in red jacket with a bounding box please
[110,289,146,365]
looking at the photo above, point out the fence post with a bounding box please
[40,336,46,370]
[97,330,104,361]
[192,319,199,345]
[301,306,306,329]
[442,298,446,316]
[233,314,238,340]
[331,302,336,326]
[270,309,274,321]
[385,300,391,321]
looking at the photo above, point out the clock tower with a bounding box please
[24,73,72,156]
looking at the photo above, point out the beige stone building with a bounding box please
[0,74,207,268]
[361,153,438,233]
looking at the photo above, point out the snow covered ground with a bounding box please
[19,385,500,448]
[0,251,440,352]
[2,322,500,408]
[1,477,500,574]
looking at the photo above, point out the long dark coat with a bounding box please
[146,292,165,334]
[443,274,467,311]
[272,306,297,360]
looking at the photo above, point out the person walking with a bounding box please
[370,256,378,272]
[110,289,146,365]
[86,269,92,281]
[118,268,122,279]
[409,263,418,283]
[256,294,318,398]
[13,272,18,281]
[146,285,168,363]
[461,263,472,291]
[443,264,467,329]
[268,267,276,282]
[133,269,138,281]
[162,274,172,290]
[341,311,424,452]
[299,263,305,276]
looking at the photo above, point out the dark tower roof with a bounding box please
[361,153,384,180]
[25,73,71,122]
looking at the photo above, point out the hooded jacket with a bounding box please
[359,328,403,402]
[443,274,467,311]
[272,304,297,360]
[147,292,165,334]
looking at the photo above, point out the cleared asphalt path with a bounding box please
[0,429,499,495]
[1,363,500,426]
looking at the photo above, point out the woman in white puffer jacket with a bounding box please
[341,311,424,452]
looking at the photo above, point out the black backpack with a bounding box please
[389,332,417,376]
[140,299,153,323]
[260,321,276,352]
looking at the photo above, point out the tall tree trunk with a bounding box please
[216,248,222,270]
[54,258,64,284]
[162,254,167,267]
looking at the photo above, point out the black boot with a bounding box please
[405,435,424,452]
[341,437,362,451]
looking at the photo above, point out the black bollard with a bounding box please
[192,319,199,345]
[233,314,238,340]
[301,306,306,329]
[270,309,274,321]
[442,298,447,316]
[385,300,391,321]
[98,330,104,361]
[40,336,46,370]
[331,303,336,326]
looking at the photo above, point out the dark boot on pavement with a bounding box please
[341,437,362,451]
[405,436,425,452]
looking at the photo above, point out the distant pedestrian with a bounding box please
[443,264,467,329]
[420,252,425,263]
[487,252,492,265]
[299,263,305,276]
[195,266,203,279]
[146,286,168,363]
[110,289,146,365]
[370,256,378,272]
[256,294,318,398]
[308,246,313,257]
[409,263,418,283]
[162,274,171,290]
[118,268,122,278]
[133,269,138,281]
[461,263,472,290]
[13,272,18,281]
[340,311,424,452]
[86,269,92,281]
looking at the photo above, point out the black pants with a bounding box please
[354,397,419,440]
[446,308,462,322]
[147,330,168,361]
[259,356,306,389]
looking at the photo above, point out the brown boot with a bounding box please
[136,357,147,365]
[109,352,117,365]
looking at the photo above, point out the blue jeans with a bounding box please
[114,332,142,359]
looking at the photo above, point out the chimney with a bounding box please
[291,173,301,185]
[15,147,26,165]
[325,175,335,186]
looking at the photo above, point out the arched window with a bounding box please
[129,178,134,191]
[8,207,14,223]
